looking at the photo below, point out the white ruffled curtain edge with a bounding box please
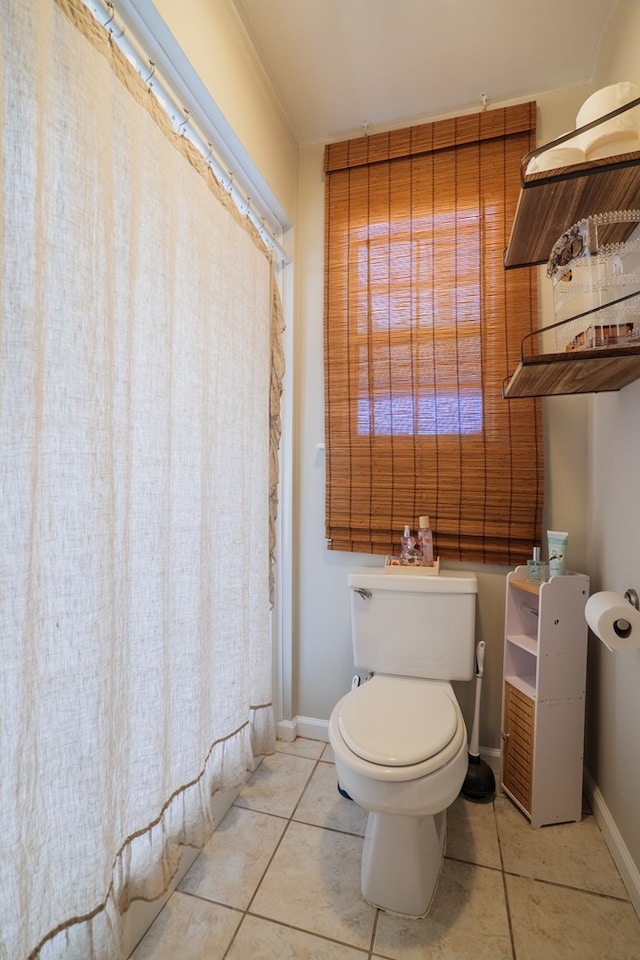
[24,1,285,957]
[33,708,276,960]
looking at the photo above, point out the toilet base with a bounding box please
[361,809,446,918]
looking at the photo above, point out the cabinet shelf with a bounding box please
[510,579,542,596]
[506,634,538,656]
[504,673,537,700]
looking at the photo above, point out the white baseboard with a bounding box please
[295,715,330,741]
[584,768,640,919]
[482,746,501,779]
[275,718,298,742]
[276,715,329,743]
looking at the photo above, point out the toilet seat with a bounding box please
[337,675,459,767]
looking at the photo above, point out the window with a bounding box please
[323,103,543,565]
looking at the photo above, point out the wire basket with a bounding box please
[548,210,640,352]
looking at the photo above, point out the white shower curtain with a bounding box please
[0,1,281,957]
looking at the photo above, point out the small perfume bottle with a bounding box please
[400,524,420,564]
[527,546,545,584]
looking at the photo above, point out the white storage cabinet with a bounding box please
[500,567,589,828]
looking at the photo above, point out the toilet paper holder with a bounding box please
[586,587,640,651]
[613,589,638,640]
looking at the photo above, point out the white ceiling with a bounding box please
[231,0,618,145]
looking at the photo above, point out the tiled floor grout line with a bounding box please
[289,754,324,821]
[220,753,350,958]
[501,867,518,960]
[247,750,382,957]
[224,805,304,956]
[491,793,518,960]
[368,908,381,960]
[249,912,372,957]
[218,810,290,959]
[492,798,518,960]
[445,797,520,959]
[501,870,634,903]
[180,874,374,960]
[221,749,377,958]
[441,846,628,905]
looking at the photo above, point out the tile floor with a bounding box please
[131,738,640,959]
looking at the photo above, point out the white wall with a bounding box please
[583,0,640,887]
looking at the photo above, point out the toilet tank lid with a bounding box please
[349,569,478,594]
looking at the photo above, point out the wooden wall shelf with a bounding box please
[503,100,640,397]
[504,150,640,269]
[503,343,640,398]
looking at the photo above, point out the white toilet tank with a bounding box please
[349,569,478,681]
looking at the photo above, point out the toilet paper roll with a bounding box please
[577,82,640,129]
[585,591,640,652]
[585,133,640,161]
[576,82,640,154]
[526,145,586,174]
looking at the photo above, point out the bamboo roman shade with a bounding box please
[323,101,543,565]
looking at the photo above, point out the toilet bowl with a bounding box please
[329,674,469,918]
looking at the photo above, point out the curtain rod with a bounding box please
[81,0,291,265]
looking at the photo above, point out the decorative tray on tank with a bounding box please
[384,556,441,576]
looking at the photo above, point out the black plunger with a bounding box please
[461,640,496,803]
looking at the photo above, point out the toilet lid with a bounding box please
[337,676,459,767]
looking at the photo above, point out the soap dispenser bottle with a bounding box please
[418,516,434,567]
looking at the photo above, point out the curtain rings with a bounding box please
[103,1,124,39]
[178,108,190,137]
[143,60,156,88]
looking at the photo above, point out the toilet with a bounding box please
[328,568,478,919]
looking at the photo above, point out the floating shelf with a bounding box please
[504,150,640,269]
[503,98,640,398]
[503,342,640,398]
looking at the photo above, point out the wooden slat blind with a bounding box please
[323,102,544,565]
